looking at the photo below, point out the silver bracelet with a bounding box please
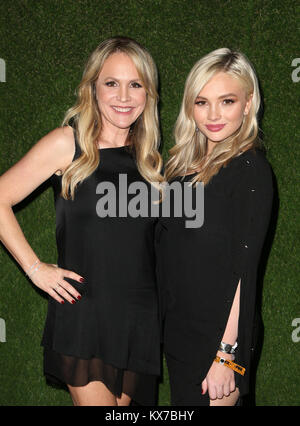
[25,259,39,276]
[27,261,42,278]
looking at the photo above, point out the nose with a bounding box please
[207,103,221,121]
[117,84,130,102]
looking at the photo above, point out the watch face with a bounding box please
[224,344,231,352]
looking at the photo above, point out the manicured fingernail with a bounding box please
[60,300,65,305]
[79,278,85,283]
[77,295,81,300]
[71,299,76,304]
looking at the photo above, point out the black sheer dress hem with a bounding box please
[43,347,158,405]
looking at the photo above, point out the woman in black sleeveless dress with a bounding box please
[157,48,273,406]
[0,37,163,406]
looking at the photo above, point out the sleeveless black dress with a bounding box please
[42,130,160,405]
[156,149,273,405]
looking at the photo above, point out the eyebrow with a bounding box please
[103,76,143,82]
[196,93,238,100]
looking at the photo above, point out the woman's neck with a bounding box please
[97,126,130,149]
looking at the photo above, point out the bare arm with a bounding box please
[0,126,84,303]
[220,280,240,346]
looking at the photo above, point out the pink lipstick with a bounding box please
[205,124,226,132]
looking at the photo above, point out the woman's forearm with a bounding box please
[220,280,241,346]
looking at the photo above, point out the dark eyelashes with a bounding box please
[104,81,143,88]
[223,99,235,104]
[105,81,116,87]
[131,82,143,88]
[195,99,235,105]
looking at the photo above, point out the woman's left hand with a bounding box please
[201,351,236,400]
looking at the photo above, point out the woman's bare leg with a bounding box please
[68,381,118,406]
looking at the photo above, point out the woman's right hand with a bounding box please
[27,261,84,304]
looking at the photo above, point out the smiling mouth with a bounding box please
[112,106,134,113]
[205,124,226,132]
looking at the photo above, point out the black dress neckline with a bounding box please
[97,145,131,150]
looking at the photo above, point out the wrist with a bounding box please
[24,258,41,277]
[216,350,234,361]
[218,340,238,355]
[214,355,246,376]
[21,256,40,273]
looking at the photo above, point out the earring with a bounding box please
[195,126,199,133]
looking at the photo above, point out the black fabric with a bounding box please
[43,347,158,404]
[42,131,160,405]
[165,351,210,406]
[156,148,274,401]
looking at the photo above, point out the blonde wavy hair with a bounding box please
[165,48,261,185]
[61,36,163,200]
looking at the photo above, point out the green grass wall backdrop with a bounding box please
[0,0,299,406]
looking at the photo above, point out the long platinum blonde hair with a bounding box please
[61,36,163,199]
[165,48,261,185]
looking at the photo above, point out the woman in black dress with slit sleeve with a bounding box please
[0,37,163,406]
[157,48,273,406]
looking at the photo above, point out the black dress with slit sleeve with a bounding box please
[155,148,274,405]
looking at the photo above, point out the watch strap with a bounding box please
[219,341,238,354]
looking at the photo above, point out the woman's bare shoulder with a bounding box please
[43,126,76,175]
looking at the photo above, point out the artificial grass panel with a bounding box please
[0,0,299,406]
